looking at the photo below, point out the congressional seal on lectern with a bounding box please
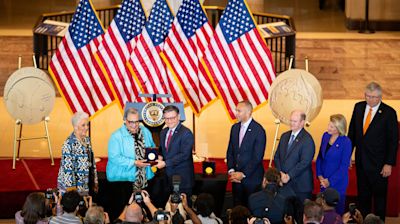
[141,101,165,127]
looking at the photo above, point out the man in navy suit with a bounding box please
[226,100,266,206]
[274,110,315,203]
[156,105,195,201]
[348,82,399,221]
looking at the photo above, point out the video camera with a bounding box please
[171,175,181,203]
[154,209,170,222]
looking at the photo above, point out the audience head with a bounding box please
[124,108,140,133]
[316,188,340,209]
[363,213,383,224]
[262,167,281,189]
[364,82,382,107]
[172,212,185,224]
[235,100,253,123]
[303,200,324,223]
[61,190,82,213]
[283,196,303,224]
[84,206,105,224]
[328,114,347,136]
[194,193,215,217]
[71,111,89,139]
[125,202,143,222]
[163,105,180,129]
[229,205,251,224]
[290,110,306,132]
[21,192,47,224]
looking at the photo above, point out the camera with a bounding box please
[45,188,58,200]
[134,191,143,204]
[171,175,181,203]
[154,209,170,222]
[349,203,357,216]
[254,218,264,224]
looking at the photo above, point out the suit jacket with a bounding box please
[316,132,352,193]
[348,101,399,172]
[274,128,315,193]
[227,119,267,187]
[248,184,296,223]
[160,123,194,189]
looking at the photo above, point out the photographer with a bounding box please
[114,190,157,224]
[15,192,49,224]
[49,190,83,224]
[184,193,219,224]
[315,188,342,224]
[85,206,110,224]
[342,208,363,224]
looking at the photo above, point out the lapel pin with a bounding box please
[295,139,299,142]
[336,144,339,148]
[248,129,252,132]
[378,110,382,114]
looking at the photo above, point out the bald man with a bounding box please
[274,110,315,203]
[226,100,267,206]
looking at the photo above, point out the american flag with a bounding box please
[161,0,217,114]
[49,0,114,116]
[95,0,146,109]
[126,0,185,103]
[202,0,276,120]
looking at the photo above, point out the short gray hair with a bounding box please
[365,82,382,96]
[84,206,105,224]
[71,112,89,128]
[124,107,139,120]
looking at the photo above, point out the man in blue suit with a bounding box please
[226,100,266,206]
[156,105,195,201]
[274,110,315,203]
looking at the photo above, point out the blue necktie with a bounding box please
[288,134,295,150]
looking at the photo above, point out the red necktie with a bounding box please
[166,130,173,152]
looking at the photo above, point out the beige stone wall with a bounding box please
[346,0,400,20]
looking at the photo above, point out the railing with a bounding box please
[33,5,295,73]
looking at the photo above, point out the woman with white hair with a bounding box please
[57,111,98,196]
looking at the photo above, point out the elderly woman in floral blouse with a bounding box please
[57,111,98,196]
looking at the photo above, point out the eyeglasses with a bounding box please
[126,119,140,125]
[365,94,381,99]
[163,116,177,121]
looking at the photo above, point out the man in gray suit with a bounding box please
[274,110,315,203]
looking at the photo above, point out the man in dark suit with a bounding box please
[274,110,315,203]
[156,105,195,201]
[348,82,399,221]
[226,100,266,206]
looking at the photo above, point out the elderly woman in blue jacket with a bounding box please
[316,114,352,215]
[107,107,155,216]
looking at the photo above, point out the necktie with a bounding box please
[166,129,173,152]
[363,108,372,134]
[288,134,295,149]
[239,124,246,147]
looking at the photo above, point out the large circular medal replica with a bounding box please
[4,67,56,124]
[141,101,165,127]
[269,69,323,125]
